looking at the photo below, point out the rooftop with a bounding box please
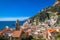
[12,30,22,38]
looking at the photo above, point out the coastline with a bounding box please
[0,21,25,30]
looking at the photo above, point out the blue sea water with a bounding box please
[0,21,25,30]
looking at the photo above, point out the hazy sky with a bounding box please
[0,0,55,21]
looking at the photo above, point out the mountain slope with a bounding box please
[30,0,60,24]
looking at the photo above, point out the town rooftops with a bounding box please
[48,28,55,33]
[0,30,3,35]
[12,30,22,38]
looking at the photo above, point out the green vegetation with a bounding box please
[54,34,60,40]
[21,35,46,40]
[0,36,6,40]
[30,0,60,24]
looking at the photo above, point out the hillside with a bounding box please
[30,0,60,24]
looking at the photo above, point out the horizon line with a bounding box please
[0,17,30,21]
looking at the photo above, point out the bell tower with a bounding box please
[15,19,20,30]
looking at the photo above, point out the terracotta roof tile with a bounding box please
[12,30,22,38]
[0,31,3,35]
[48,28,55,33]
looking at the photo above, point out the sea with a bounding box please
[0,21,25,30]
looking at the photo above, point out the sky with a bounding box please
[0,0,56,21]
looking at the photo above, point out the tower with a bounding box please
[15,19,20,30]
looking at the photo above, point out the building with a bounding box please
[12,30,22,40]
[0,30,3,36]
[15,19,20,30]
